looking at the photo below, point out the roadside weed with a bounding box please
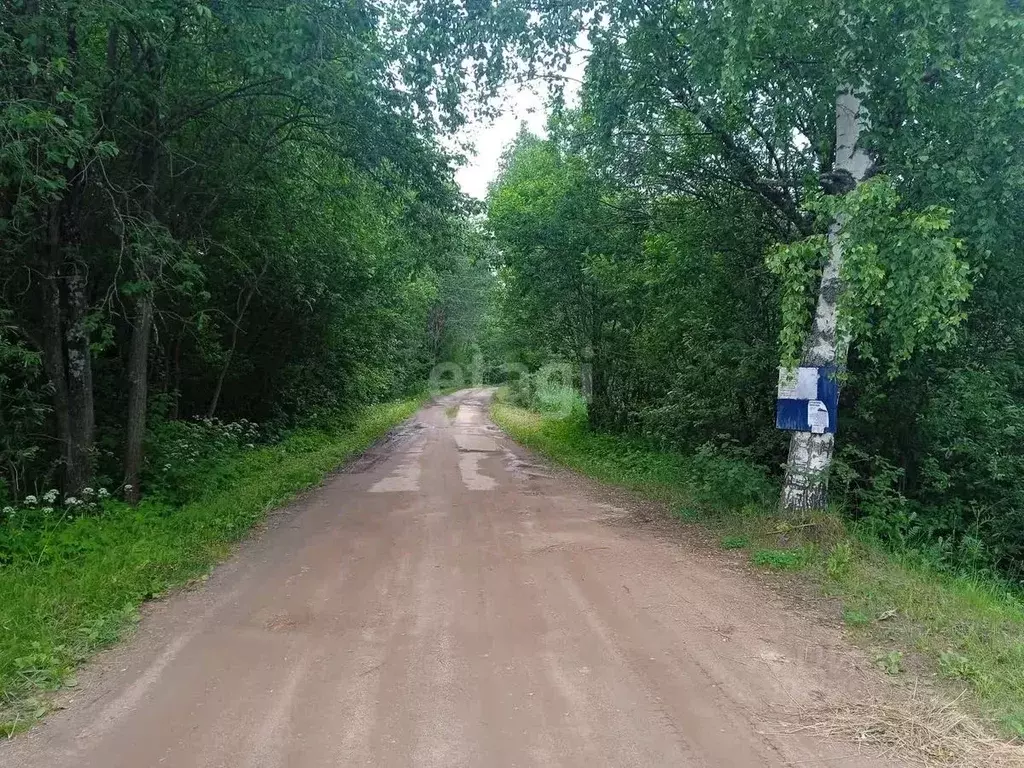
[752,547,813,571]
[875,650,904,675]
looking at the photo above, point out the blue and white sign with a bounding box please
[776,366,839,434]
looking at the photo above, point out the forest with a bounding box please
[1,0,496,507]
[2,0,1024,641]
[478,0,1024,583]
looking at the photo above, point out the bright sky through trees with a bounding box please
[455,51,586,199]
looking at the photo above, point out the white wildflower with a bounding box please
[123,484,133,492]
[2,506,14,515]
[82,487,95,498]
[24,495,37,506]
[97,488,110,499]
[65,496,81,506]
[42,489,59,503]
[42,506,54,514]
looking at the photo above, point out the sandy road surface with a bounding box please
[2,389,892,767]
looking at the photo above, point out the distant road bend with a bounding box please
[3,389,892,767]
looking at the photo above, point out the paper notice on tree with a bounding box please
[807,400,830,434]
[778,367,818,400]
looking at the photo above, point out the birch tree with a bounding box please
[778,89,873,511]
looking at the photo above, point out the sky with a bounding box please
[454,83,552,200]
[454,47,587,200]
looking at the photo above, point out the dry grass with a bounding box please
[780,692,1024,767]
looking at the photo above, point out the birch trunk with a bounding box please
[781,89,872,512]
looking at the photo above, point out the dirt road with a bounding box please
[2,389,892,767]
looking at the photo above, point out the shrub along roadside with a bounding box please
[491,395,1024,740]
[0,397,423,736]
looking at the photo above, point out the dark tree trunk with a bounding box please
[123,294,154,504]
[40,192,96,493]
[40,264,72,480]
[122,37,164,504]
[207,263,265,419]
[170,336,182,421]
[64,262,95,492]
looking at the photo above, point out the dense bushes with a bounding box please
[143,416,263,506]
[494,387,776,513]
[506,368,588,421]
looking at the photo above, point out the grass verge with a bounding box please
[0,397,422,736]
[491,397,1024,742]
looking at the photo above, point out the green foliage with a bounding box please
[1001,712,1024,741]
[721,535,749,550]
[0,316,48,502]
[769,178,971,374]
[832,365,1024,580]
[843,609,871,626]
[939,651,986,684]
[874,650,904,675]
[0,397,420,733]
[0,0,488,502]
[144,416,262,506]
[506,370,588,422]
[493,399,775,517]
[826,539,855,580]
[766,236,826,369]
[915,370,1024,576]
[751,548,814,571]
[488,131,783,461]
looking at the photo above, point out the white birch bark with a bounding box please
[781,88,872,512]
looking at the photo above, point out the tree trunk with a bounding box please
[40,262,73,483]
[123,294,154,503]
[40,194,97,493]
[170,336,182,421]
[780,89,873,512]
[122,38,165,503]
[207,263,265,419]
[64,261,95,492]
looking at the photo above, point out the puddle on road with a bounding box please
[369,459,421,493]
[458,453,498,491]
[502,449,552,479]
